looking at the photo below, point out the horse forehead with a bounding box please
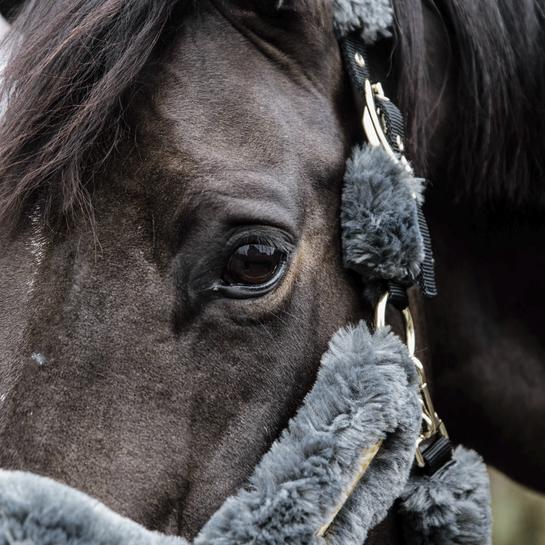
[141,7,347,178]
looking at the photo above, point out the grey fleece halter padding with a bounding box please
[1,323,422,545]
[332,0,393,42]
[0,471,183,545]
[399,447,493,545]
[341,144,425,286]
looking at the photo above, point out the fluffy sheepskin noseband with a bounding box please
[1,324,420,545]
[0,1,491,545]
[0,325,490,545]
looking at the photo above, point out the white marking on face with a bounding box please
[31,352,46,366]
[26,203,47,294]
[0,394,5,402]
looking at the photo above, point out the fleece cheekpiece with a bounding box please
[341,144,425,286]
[0,2,492,545]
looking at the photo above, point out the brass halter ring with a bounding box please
[375,292,449,468]
[362,79,413,174]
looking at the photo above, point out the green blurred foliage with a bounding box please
[489,467,545,545]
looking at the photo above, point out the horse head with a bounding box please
[0,0,380,536]
[2,0,545,541]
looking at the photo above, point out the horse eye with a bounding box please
[223,244,284,286]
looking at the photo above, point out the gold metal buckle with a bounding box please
[362,79,413,175]
[375,292,448,468]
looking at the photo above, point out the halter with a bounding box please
[339,33,451,474]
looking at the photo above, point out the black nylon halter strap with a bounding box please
[339,35,370,94]
[340,34,451,475]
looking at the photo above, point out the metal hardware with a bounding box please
[374,292,389,330]
[371,82,389,101]
[375,292,449,468]
[362,79,413,174]
[354,52,365,68]
[363,106,381,148]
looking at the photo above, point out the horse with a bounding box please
[0,0,544,543]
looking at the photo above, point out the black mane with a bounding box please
[394,0,545,205]
[0,0,189,229]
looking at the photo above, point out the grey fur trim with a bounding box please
[332,0,393,43]
[0,327,492,545]
[0,323,420,545]
[0,470,186,545]
[399,446,493,545]
[196,321,421,545]
[341,144,426,285]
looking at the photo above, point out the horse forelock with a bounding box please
[0,0,194,232]
[1,0,544,233]
[393,0,545,206]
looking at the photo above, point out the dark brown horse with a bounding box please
[0,0,543,542]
